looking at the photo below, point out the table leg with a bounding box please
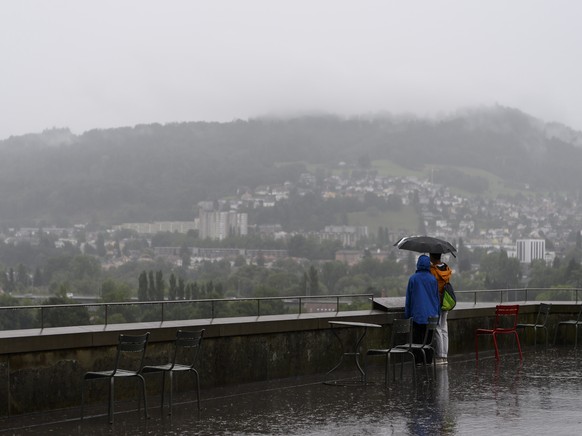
[325,325,368,385]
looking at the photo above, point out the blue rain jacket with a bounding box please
[404,255,440,324]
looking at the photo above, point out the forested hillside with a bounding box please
[1,106,581,227]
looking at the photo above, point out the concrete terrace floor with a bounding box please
[1,346,582,435]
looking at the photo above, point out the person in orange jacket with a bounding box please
[430,253,453,365]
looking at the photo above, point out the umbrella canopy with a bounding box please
[394,235,457,257]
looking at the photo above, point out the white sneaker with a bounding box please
[435,357,448,365]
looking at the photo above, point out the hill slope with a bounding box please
[1,106,580,227]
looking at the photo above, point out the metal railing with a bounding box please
[2,287,581,332]
[0,293,375,331]
[456,287,581,305]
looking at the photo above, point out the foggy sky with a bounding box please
[2,0,581,140]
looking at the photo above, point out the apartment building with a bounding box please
[516,238,545,263]
[198,202,248,240]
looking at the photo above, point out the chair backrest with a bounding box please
[390,318,413,347]
[535,303,551,326]
[493,305,520,330]
[113,332,150,374]
[170,329,205,369]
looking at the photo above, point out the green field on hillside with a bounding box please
[277,158,537,199]
[372,159,534,198]
[346,204,419,237]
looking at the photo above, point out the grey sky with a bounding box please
[2,0,581,140]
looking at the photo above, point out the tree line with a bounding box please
[3,229,582,330]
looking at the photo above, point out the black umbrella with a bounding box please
[394,235,457,257]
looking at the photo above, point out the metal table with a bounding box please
[324,320,382,385]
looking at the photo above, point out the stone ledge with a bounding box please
[0,310,390,355]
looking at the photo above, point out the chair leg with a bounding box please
[194,369,201,411]
[363,354,369,385]
[138,375,149,420]
[161,372,167,411]
[514,332,523,360]
[80,380,86,420]
[109,378,115,424]
[168,371,174,415]
[492,333,500,360]
[421,349,429,379]
[409,352,416,383]
[475,334,479,361]
[533,327,537,347]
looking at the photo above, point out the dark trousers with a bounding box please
[412,321,434,364]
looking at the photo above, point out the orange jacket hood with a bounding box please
[431,262,452,293]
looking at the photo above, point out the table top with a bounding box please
[328,321,382,328]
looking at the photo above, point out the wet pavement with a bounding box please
[1,347,582,435]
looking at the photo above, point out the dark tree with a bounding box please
[168,273,177,300]
[138,270,148,301]
[155,270,165,300]
[148,270,156,301]
[308,265,320,295]
[177,277,185,300]
[180,243,191,267]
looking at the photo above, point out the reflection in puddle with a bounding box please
[3,348,582,435]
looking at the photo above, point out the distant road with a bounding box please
[11,294,102,303]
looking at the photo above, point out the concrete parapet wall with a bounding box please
[0,304,579,416]
[0,311,392,416]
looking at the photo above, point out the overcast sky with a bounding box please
[2,0,581,140]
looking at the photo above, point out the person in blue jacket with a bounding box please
[404,254,440,364]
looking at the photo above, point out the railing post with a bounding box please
[299,297,302,315]
[161,302,165,323]
[336,296,340,313]
[40,307,44,329]
[105,304,108,326]
[257,299,261,317]
[474,291,477,305]
[524,288,528,303]
[211,300,215,319]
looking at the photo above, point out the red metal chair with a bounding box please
[475,305,523,361]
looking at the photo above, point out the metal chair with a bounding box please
[553,305,582,348]
[142,329,204,414]
[517,303,551,347]
[475,305,522,361]
[81,332,150,424]
[365,318,416,384]
[395,316,439,378]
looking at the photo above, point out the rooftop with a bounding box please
[1,346,580,435]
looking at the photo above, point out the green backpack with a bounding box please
[441,282,457,311]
